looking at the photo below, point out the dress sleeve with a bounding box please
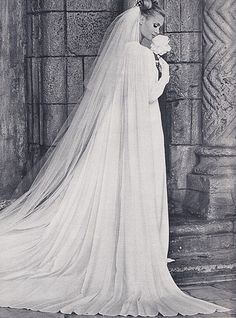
[124,42,169,104]
[147,51,170,104]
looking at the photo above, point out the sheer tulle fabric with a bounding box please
[0,6,231,317]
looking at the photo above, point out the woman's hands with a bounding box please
[157,56,170,83]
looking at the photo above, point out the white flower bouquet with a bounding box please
[151,34,171,57]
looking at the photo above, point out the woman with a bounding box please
[0,0,231,316]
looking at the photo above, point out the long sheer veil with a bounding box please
[0,6,141,230]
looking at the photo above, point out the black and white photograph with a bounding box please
[0,0,235,317]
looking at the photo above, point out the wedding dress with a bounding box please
[0,6,230,317]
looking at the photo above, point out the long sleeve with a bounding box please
[149,71,170,103]
[123,42,170,105]
[148,55,170,103]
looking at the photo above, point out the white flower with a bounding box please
[150,35,171,56]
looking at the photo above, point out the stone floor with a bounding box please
[0,281,235,318]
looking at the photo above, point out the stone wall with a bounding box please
[0,0,205,214]
[163,0,203,214]
[0,0,28,199]
[26,0,123,165]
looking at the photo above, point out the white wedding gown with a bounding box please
[0,39,230,316]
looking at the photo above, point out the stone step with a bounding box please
[169,214,235,257]
[169,248,236,285]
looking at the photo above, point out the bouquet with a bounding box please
[150,35,171,71]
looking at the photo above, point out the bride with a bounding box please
[0,0,231,316]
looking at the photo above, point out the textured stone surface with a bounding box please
[67,57,83,103]
[27,0,64,12]
[169,99,192,144]
[186,173,236,193]
[42,58,67,103]
[169,249,236,286]
[181,0,202,32]
[31,13,65,57]
[191,100,202,145]
[185,171,236,219]
[169,232,234,256]
[66,0,123,11]
[181,32,202,62]
[0,0,28,198]
[40,12,65,56]
[166,33,181,63]
[30,12,65,56]
[167,63,202,100]
[31,14,41,57]
[42,104,68,146]
[0,307,63,318]
[166,32,202,63]
[169,145,197,189]
[202,0,236,147]
[165,0,181,32]
[67,12,117,55]
[170,217,234,236]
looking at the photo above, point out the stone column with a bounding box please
[185,0,236,219]
[0,0,28,200]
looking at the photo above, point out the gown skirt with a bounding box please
[0,42,231,316]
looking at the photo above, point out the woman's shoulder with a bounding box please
[125,41,153,57]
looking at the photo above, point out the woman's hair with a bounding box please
[137,0,165,18]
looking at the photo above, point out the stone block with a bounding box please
[165,0,181,32]
[40,12,65,56]
[181,0,202,32]
[168,188,187,215]
[28,143,42,165]
[31,13,65,56]
[169,232,234,256]
[31,14,41,57]
[26,58,33,104]
[26,15,33,56]
[169,248,236,285]
[168,99,192,144]
[191,99,202,145]
[170,217,234,236]
[67,12,117,55]
[166,33,181,63]
[184,181,236,219]
[41,57,66,103]
[67,57,84,103]
[27,0,64,12]
[28,103,41,144]
[167,63,202,100]
[187,173,236,193]
[181,32,202,62]
[42,104,68,146]
[173,231,234,257]
[27,103,33,144]
[31,58,42,104]
[66,0,123,11]
[169,145,197,189]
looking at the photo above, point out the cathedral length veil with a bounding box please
[0,4,231,317]
[0,6,141,227]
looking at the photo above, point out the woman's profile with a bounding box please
[0,0,231,316]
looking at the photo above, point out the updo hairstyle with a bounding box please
[137,0,165,18]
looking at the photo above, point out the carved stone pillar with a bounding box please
[185,0,236,219]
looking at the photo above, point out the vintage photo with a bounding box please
[0,0,235,317]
